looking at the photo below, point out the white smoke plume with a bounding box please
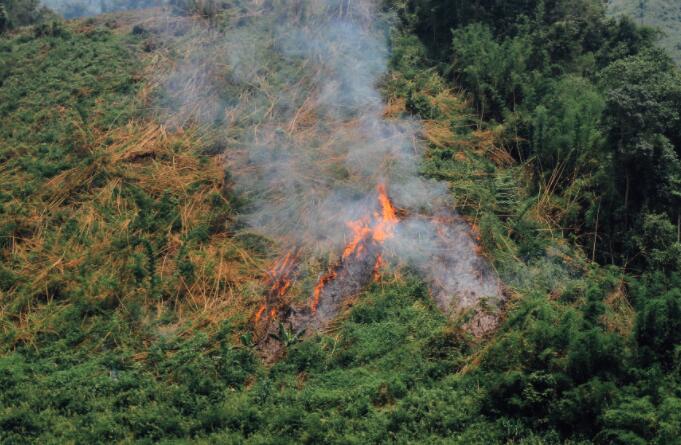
[155,0,503,318]
[41,0,161,18]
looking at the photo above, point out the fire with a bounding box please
[342,218,373,259]
[376,184,398,228]
[373,254,384,281]
[267,251,297,297]
[342,184,398,259]
[255,185,399,319]
[311,184,398,312]
[255,250,299,323]
[311,271,336,311]
[255,304,266,322]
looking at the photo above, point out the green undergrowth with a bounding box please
[0,280,447,443]
[0,24,137,196]
[4,270,678,443]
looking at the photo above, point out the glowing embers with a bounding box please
[255,249,300,324]
[267,250,297,297]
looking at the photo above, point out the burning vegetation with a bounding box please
[0,0,506,359]
[2,0,680,443]
[253,182,503,355]
[157,0,507,353]
[252,184,400,350]
[299,183,399,330]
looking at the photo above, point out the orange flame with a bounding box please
[342,184,398,260]
[268,252,296,294]
[372,183,398,243]
[255,304,266,322]
[266,250,298,298]
[342,218,372,259]
[373,254,384,281]
[312,184,398,312]
[311,271,336,311]
[255,250,299,323]
[377,184,398,222]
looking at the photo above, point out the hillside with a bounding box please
[1,0,680,444]
[608,0,681,62]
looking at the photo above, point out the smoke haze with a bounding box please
[41,0,160,18]
[155,0,504,318]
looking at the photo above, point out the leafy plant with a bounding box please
[269,322,305,348]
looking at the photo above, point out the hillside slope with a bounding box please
[0,1,680,444]
[608,0,681,62]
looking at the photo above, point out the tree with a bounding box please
[597,49,681,262]
[0,0,54,29]
[636,288,681,368]
[529,76,605,186]
[0,4,8,33]
[451,23,530,120]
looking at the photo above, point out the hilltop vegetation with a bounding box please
[0,0,54,31]
[0,0,679,444]
[608,0,681,63]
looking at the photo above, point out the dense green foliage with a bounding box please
[0,1,680,444]
[0,0,54,32]
[389,0,681,442]
[397,0,681,270]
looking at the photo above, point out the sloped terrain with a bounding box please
[0,1,680,444]
[608,0,681,63]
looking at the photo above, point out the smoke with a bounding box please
[157,0,503,316]
[40,0,161,19]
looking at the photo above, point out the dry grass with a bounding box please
[602,281,636,337]
[0,6,526,349]
[1,114,267,346]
